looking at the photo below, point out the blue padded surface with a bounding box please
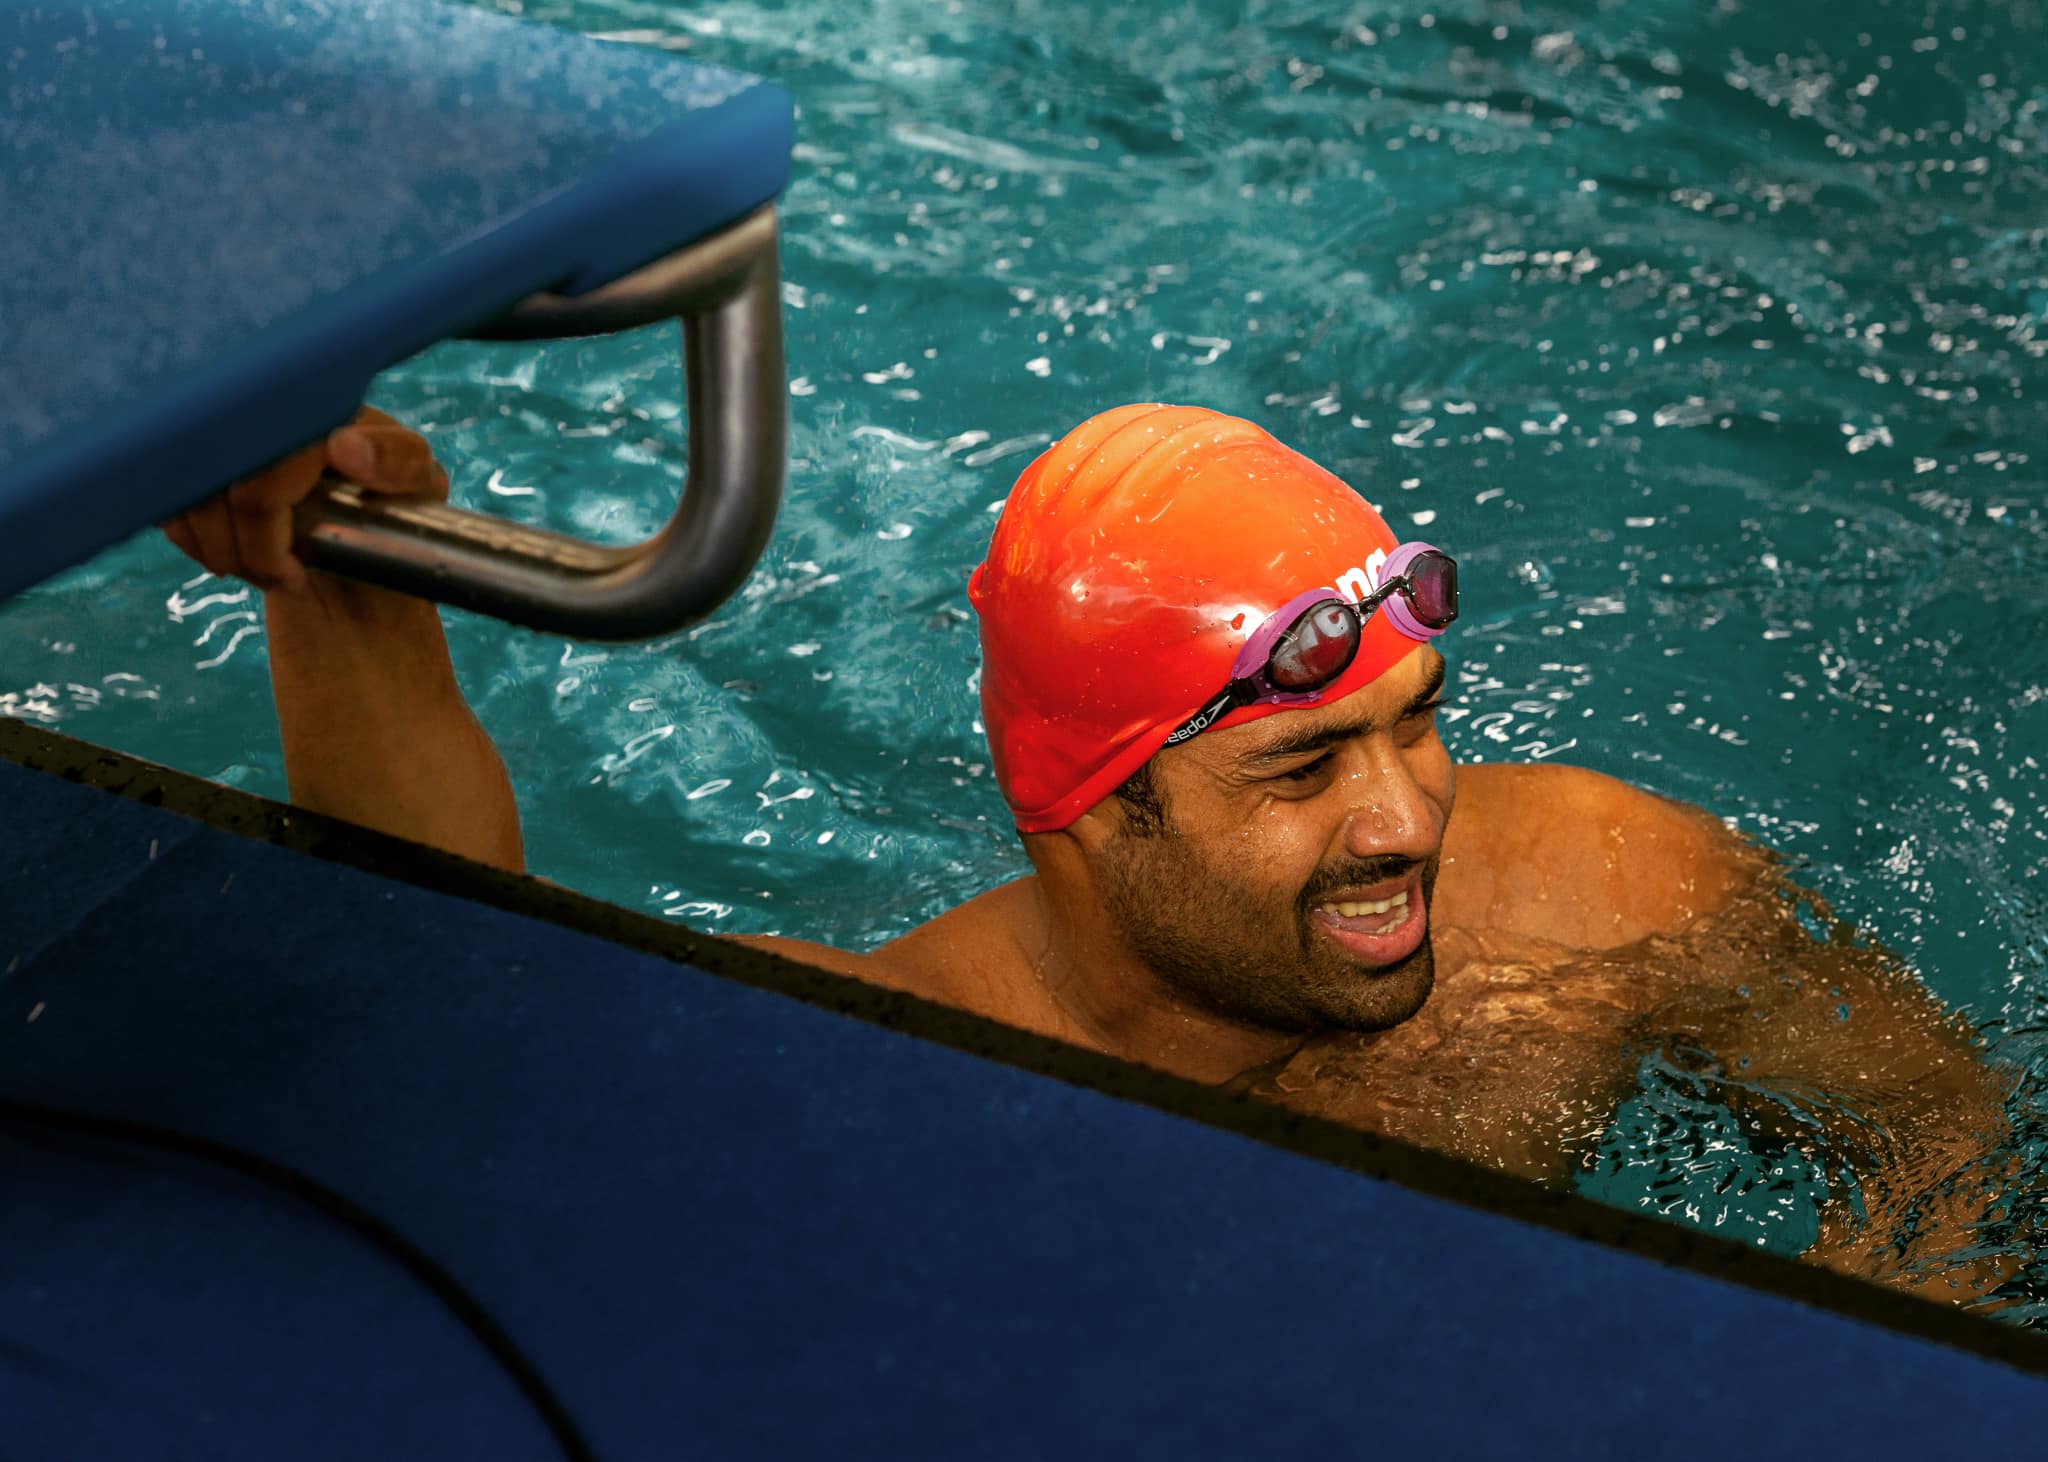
[0,0,792,599]
[3,753,2048,1458]
[2,1126,559,1461]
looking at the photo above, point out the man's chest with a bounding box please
[1243,932,1663,1181]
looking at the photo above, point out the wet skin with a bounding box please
[757,653,2024,1304]
[152,419,1785,1092]
[828,647,1467,1079]
[765,646,1754,1085]
[172,423,2024,1301]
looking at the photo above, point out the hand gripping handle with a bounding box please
[292,206,785,641]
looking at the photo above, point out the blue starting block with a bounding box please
[2,0,793,637]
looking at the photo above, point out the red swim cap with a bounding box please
[968,403,1415,833]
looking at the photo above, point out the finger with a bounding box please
[329,423,450,499]
[183,503,240,582]
[330,421,449,496]
[162,514,201,565]
[225,478,307,593]
[159,439,330,588]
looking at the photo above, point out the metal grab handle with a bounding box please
[293,207,785,641]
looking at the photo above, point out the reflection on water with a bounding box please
[1,0,2043,1307]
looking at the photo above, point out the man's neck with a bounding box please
[1017,876,1308,1086]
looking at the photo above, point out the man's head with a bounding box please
[967,404,1458,1034]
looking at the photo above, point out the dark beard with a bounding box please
[1096,824,1438,1035]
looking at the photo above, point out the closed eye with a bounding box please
[1277,753,1332,783]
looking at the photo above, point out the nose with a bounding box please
[1333,744,1446,866]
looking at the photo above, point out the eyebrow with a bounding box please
[1238,654,1448,768]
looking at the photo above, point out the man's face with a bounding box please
[1094,648,1455,1034]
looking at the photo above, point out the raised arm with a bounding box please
[162,411,526,873]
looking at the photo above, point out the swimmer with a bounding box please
[167,402,2020,1301]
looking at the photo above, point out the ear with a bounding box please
[1063,798,1127,854]
[1017,800,1124,889]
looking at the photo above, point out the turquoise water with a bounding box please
[4,0,2046,1292]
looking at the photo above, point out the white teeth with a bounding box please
[1324,890,1409,919]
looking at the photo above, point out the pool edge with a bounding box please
[5,710,2044,1376]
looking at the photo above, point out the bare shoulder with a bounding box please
[869,878,1053,1028]
[730,877,1048,1026]
[728,932,884,983]
[1434,761,1762,950]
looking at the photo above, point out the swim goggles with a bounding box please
[1162,543,1458,746]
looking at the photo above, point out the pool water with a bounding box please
[4,0,2045,1300]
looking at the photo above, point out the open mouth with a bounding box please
[1308,874,1428,967]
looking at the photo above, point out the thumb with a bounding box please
[326,421,451,501]
[327,426,380,482]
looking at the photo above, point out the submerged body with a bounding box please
[166,407,2016,1304]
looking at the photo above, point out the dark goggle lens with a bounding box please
[1268,601,1359,690]
[1404,553,1458,627]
